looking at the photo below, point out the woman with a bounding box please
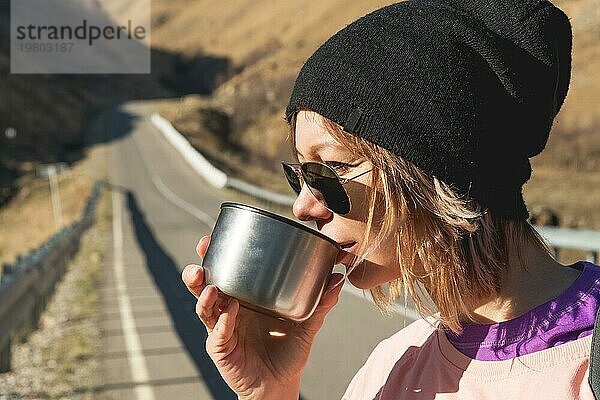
[182,0,599,398]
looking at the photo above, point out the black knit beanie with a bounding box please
[286,0,572,220]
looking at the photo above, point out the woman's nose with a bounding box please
[293,184,332,221]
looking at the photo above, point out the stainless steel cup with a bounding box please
[202,202,340,322]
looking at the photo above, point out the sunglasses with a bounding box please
[281,161,372,215]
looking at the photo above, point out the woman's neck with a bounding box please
[464,242,582,324]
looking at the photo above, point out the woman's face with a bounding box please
[292,110,401,289]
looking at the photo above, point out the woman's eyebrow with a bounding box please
[296,142,341,159]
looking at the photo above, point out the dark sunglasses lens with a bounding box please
[302,163,350,214]
[282,163,302,194]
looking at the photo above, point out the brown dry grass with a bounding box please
[150,0,396,63]
[145,0,402,194]
[0,145,107,265]
[149,0,599,233]
[525,165,600,229]
[147,97,294,194]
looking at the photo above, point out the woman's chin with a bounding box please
[348,279,374,290]
[346,258,399,290]
[346,264,377,290]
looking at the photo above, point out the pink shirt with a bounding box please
[342,313,594,399]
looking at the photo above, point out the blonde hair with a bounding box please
[289,110,553,333]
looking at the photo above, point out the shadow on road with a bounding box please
[116,187,306,400]
[122,188,237,399]
[102,106,140,144]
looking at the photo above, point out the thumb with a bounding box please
[302,273,345,333]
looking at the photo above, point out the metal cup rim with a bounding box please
[220,202,340,249]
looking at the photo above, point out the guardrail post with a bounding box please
[0,263,12,282]
[0,338,11,373]
[589,251,599,264]
[30,301,42,332]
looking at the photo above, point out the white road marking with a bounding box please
[129,127,215,229]
[112,191,156,400]
[152,175,216,228]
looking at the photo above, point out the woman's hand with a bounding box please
[181,235,345,400]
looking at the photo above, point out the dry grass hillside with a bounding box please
[150,0,600,228]
[538,0,600,169]
[2,0,598,230]
[150,0,396,179]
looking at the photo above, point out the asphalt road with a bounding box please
[98,102,417,400]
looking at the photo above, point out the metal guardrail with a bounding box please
[535,226,600,264]
[0,180,104,373]
[150,113,295,207]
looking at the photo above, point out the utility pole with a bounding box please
[37,163,67,230]
[47,165,63,229]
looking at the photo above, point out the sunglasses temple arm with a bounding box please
[341,168,373,184]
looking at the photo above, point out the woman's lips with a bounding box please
[336,241,357,264]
